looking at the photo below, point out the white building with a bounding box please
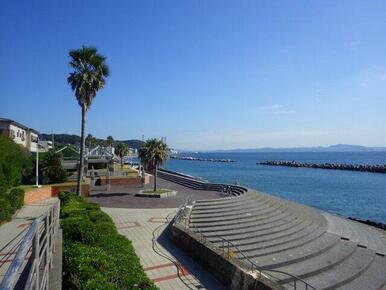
[0,118,40,152]
[39,140,53,152]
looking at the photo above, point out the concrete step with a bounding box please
[254,233,341,269]
[298,247,375,290]
[274,240,357,283]
[194,214,297,234]
[189,209,297,229]
[207,216,314,244]
[338,254,386,290]
[227,219,324,253]
[192,196,268,212]
[238,221,327,259]
[189,202,289,223]
[191,200,272,218]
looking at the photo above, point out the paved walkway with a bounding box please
[102,207,226,290]
[0,198,58,280]
[88,177,223,208]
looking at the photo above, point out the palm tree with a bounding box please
[68,46,110,196]
[115,143,129,170]
[106,135,114,147]
[138,138,169,192]
[86,134,94,149]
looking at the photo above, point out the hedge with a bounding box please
[0,188,24,224]
[59,192,158,290]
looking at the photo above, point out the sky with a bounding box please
[1,0,386,150]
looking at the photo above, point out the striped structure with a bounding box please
[160,169,386,290]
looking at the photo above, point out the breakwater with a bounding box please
[170,156,235,163]
[258,160,386,174]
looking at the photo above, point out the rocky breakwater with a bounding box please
[171,156,235,163]
[258,160,386,174]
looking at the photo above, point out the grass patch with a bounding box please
[59,192,158,290]
[113,163,138,173]
[142,189,171,194]
[8,184,46,192]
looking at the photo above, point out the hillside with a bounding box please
[40,133,144,150]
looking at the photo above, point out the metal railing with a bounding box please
[0,201,60,290]
[174,204,317,290]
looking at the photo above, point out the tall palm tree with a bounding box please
[106,135,114,147]
[68,46,110,196]
[115,143,129,170]
[138,138,169,192]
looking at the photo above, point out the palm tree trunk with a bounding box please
[154,165,158,192]
[76,104,86,196]
[121,158,123,171]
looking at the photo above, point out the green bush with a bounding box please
[0,135,31,192]
[60,192,158,290]
[0,188,25,224]
[8,188,24,209]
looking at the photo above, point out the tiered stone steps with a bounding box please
[160,169,386,290]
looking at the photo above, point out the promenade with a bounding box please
[90,176,226,290]
[103,207,226,290]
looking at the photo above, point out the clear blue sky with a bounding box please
[1,0,386,150]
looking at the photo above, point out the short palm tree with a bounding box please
[115,143,129,170]
[139,139,169,192]
[68,46,110,196]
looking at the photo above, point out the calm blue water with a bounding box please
[164,152,386,223]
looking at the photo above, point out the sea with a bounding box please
[163,152,386,223]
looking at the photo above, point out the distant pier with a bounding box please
[258,160,386,173]
[171,156,235,163]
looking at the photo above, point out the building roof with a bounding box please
[0,118,40,134]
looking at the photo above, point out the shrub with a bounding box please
[60,192,158,290]
[0,135,31,192]
[8,188,24,209]
[0,188,25,224]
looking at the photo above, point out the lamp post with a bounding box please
[35,136,40,188]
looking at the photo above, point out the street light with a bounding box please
[35,136,41,188]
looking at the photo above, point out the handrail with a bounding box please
[158,169,248,196]
[175,206,317,290]
[0,200,60,290]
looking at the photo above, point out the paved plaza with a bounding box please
[102,207,226,290]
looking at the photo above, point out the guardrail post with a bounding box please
[45,214,50,289]
[33,222,40,290]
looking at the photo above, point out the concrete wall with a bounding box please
[98,175,149,186]
[170,224,283,290]
[51,183,90,197]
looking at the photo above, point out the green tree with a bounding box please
[138,139,169,192]
[41,150,67,183]
[67,46,110,196]
[115,143,129,171]
[86,134,96,149]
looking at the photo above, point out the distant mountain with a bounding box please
[212,144,386,153]
[40,133,80,145]
[40,133,144,150]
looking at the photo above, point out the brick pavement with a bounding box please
[102,207,226,290]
